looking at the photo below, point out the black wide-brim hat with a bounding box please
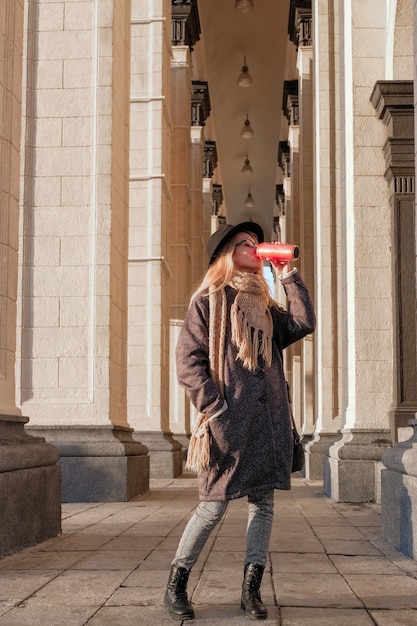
[207,221,264,265]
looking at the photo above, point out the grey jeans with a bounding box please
[172,489,274,571]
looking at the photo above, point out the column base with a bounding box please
[27,425,150,503]
[389,405,417,443]
[324,428,391,502]
[381,418,417,558]
[0,414,61,557]
[137,431,183,478]
[304,432,341,480]
[173,432,191,462]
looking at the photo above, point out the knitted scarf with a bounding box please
[228,271,273,371]
[186,271,273,472]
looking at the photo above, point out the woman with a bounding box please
[165,221,315,621]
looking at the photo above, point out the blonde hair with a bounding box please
[191,233,277,307]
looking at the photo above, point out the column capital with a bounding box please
[191,81,211,126]
[212,184,223,215]
[278,140,291,177]
[371,80,413,124]
[371,81,415,182]
[171,0,201,49]
[275,184,285,215]
[282,80,299,126]
[288,0,312,48]
[204,140,218,178]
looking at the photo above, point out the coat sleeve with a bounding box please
[175,295,225,418]
[272,269,316,350]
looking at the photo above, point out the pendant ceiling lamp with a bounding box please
[234,0,254,12]
[237,58,252,88]
[241,115,254,139]
[245,190,255,208]
[241,157,253,175]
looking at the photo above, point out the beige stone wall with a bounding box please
[0,0,24,417]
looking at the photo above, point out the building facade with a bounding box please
[1,0,417,559]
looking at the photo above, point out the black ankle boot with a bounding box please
[240,563,268,620]
[164,564,195,620]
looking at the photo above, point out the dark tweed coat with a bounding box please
[176,270,316,502]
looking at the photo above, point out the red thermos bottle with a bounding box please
[256,242,300,263]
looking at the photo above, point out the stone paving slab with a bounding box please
[0,605,99,625]
[345,573,417,609]
[273,572,363,609]
[1,476,417,625]
[280,607,376,625]
[329,554,407,575]
[369,609,417,625]
[271,551,338,574]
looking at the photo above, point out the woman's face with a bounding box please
[232,231,262,273]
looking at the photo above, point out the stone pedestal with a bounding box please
[381,418,417,558]
[139,431,183,479]
[27,426,149,503]
[0,415,61,557]
[304,433,341,480]
[324,429,391,502]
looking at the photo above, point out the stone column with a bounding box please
[371,81,416,438]
[282,82,299,410]
[168,43,193,457]
[323,1,393,502]
[169,67,211,453]
[277,143,293,375]
[128,0,180,479]
[282,80,312,434]
[371,81,417,555]
[203,142,219,243]
[294,6,316,443]
[1,0,60,557]
[190,85,211,292]
[305,0,343,479]
[18,0,148,502]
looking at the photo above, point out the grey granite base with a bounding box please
[324,428,392,502]
[27,425,150,503]
[0,414,61,558]
[381,419,417,558]
[137,431,183,478]
[304,432,342,480]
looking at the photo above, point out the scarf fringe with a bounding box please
[185,413,210,472]
[231,302,272,371]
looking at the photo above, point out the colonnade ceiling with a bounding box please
[194,0,293,238]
